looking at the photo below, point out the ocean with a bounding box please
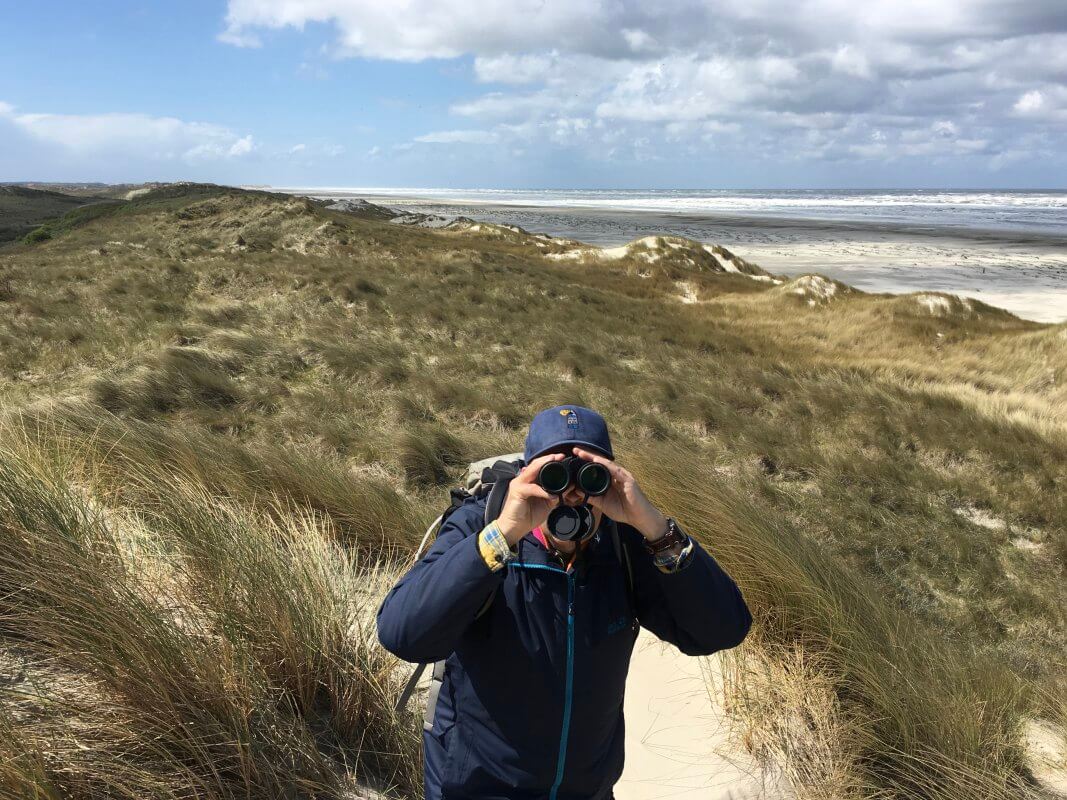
[272,186,1067,322]
[281,188,1067,240]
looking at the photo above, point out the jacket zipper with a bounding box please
[550,571,576,800]
[507,562,576,800]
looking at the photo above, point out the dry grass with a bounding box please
[719,631,863,800]
[0,184,1064,797]
[0,430,421,798]
[633,444,1031,800]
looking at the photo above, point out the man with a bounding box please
[377,405,751,800]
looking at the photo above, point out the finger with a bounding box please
[518,483,558,502]
[572,447,625,478]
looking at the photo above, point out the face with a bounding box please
[537,445,605,552]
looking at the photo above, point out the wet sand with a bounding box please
[354,195,1067,324]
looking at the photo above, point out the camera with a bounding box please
[536,456,611,542]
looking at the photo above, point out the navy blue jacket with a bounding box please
[377,496,751,800]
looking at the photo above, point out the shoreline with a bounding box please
[338,192,1067,248]
[317,192,1067,324]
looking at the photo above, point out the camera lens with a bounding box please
[538,460,571,494]
[576,462,611,496]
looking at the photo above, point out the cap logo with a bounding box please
[564,410,579,429]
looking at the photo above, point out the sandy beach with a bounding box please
[330,193,1067,324]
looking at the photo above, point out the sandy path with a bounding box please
[616,627,787,800]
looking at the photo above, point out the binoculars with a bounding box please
[537,456,611,497]
[537,456,612,542]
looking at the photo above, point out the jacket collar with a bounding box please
[516,518,617,573]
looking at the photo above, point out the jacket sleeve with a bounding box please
[377,500,505,663]
[624,523,752,656]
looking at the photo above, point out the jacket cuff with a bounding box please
[654,535,696,574]
[478,521,518,572]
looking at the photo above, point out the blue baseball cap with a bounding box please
[523,405,614,463]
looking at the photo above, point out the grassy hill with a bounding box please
[6,181,167,199]
[0,185,112,245]
[0,184,1063,799]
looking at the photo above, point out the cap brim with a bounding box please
[528,440,613,460]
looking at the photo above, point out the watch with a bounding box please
[643,517,686,556]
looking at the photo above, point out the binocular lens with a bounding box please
[577,462,611,496]
[538,461,572,494]
[547,503,596,541]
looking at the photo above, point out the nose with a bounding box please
[561,486,584,505]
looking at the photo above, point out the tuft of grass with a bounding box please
[398,424,469,487]
[0,431,421,798]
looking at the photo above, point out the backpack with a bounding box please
[394,452,635,729]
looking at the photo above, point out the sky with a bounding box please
[1,0,1066,189]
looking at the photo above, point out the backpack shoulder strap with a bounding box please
[411,487,475,564]
[422,660,448,730]
[479,459,522,526]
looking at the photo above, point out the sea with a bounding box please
[279,188,1067,242]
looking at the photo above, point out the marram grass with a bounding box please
[0,183,1063,798]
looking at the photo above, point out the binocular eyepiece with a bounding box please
[536,456,612,542]
[536,456,611,497]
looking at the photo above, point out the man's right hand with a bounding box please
[496,453,564,546]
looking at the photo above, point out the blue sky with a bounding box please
[2,0,1066,189]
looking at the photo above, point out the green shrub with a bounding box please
[22,226,52,244]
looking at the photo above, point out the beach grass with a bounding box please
[0,184,1063,797]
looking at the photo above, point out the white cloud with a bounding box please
[621,29,656,53]
[1014,90,1045,114]
[474,54,554,84]
[220,0,1067,63]
[217,26,262,47]
[1010,86,1067,123]
[289,143,307,154]
[932,120,959,137]
[452,90,583,120]
[220,0,612,61]
[414,129,500,144]
[0,101,14,115]
[220,0,1067,166]
[228,135,255,156]
[831,45,872,79]
[5,107,257,162]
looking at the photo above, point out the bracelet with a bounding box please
[653,536,694,572]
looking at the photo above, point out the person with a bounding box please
[377,405,752,800]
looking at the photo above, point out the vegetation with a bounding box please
[0,185,106,244]
[0,184,1063,798]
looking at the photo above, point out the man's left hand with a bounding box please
[571,446,668,541]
